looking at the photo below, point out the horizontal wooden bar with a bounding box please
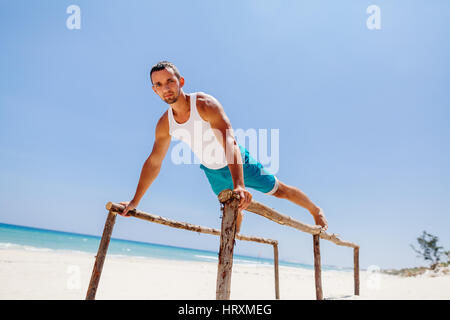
[105,202,277,246]
[216,191,359,249]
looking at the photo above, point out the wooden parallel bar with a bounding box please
[313,234,323,300]
[242,194,358,249]
[85,210,117,300]
[106,202,277,246]
[354,247,360,296]
[273,243,280,300]
[216,190,240,300]
[219,189,359,301]
[103,187,359,301]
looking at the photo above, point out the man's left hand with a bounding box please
[233,185,252,210]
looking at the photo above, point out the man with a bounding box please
[120,61,328,233]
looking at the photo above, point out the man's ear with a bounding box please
[179,77,185,88]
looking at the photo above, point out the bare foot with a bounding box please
[311,207,328,231]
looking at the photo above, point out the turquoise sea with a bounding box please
[0,223,349,271]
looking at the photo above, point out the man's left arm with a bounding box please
[199,94,252,210]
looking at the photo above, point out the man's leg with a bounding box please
[236,209,243,234]
[271,180,328,230]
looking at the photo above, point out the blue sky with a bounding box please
[1,0,449,270]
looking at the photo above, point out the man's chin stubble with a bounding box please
[164,97,178,104]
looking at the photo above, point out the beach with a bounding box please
[1,248,449,300]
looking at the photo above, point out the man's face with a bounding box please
[151,68,184,104]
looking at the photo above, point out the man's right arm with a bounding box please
[120,113,171,216]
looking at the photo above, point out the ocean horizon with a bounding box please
[0,222,351,271]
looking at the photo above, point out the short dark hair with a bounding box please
[150,61,181,84]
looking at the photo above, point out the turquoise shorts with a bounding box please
[200,145,279,196]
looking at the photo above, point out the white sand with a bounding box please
[1,248,449,300]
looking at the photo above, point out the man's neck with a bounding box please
[170,91,190,116]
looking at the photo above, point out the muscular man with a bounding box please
[120,61,328,233]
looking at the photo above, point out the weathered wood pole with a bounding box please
[354,247,360,296]
[85,210,117,300]
[313,234,323,300]
[216,190,240,300]
[273,243,280,300]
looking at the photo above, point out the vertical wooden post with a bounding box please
[313,234,323,300]
[273,243,280,300]
[216,190,240,300]
[354,247,360,296]
[85,210,117,300]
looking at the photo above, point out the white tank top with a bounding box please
[167,92,228,170]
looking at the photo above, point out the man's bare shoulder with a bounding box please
[155,110,170,137]
[196,92,224,121]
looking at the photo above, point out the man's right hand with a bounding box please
[118,200,138,217]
